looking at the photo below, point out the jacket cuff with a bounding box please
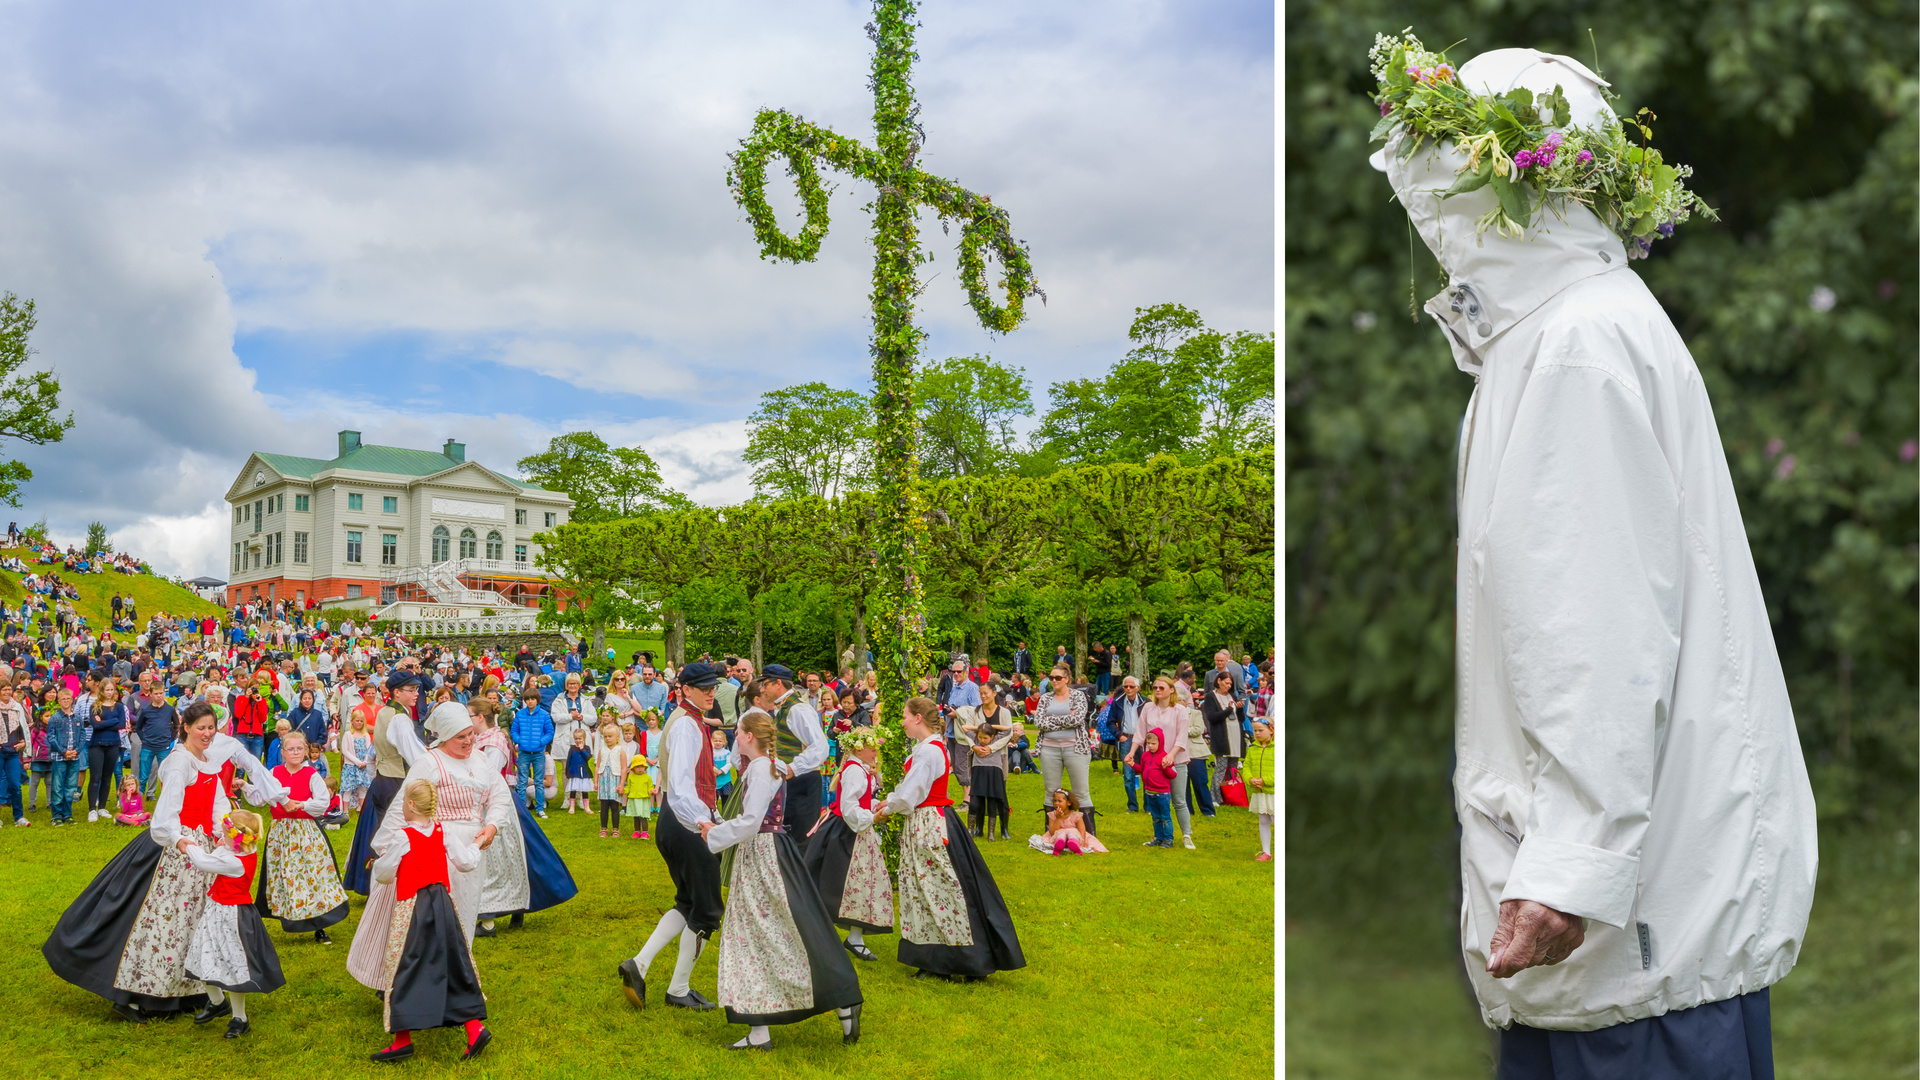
[1499,836,1640,929]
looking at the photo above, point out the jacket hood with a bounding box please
[1374,48,1629,371]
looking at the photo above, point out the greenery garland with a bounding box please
[1368,32,1717,257]
[725,0,1040,868]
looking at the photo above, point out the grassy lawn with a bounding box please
[5,755,1273,1079]
[0,567,227,646]
[1286,811,1919,1079]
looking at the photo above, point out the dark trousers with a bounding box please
[0,750,19,821]
[1499,988,1773,1080]
[1115,736,1139,809]
[1187,758,1215,815]
[88,744,120,810]
[599,798,621,830]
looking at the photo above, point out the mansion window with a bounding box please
[348,493,363,511]
[485,531,503,561]
[293,532,309,564]
[432,525,450,562]
[459,527,477,560]
[514,544,527,566]
[383,496,398,513]
[346,531,363,563]
[544,512,556,528]
[295,495,309,512]
[382,534,398,566]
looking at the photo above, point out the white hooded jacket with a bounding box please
[1380,49,1818,1031]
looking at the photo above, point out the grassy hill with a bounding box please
[0,566,226,644]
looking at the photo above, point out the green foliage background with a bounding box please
[1285,0,1918,929]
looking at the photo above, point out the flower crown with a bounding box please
[839,724,890,752]
[1368,32,1716,257]
[220,815,258,855]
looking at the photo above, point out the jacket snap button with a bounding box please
[1476,321,1491,337]
[1599,250,1612,263]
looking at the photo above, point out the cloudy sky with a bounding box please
[0,0,1272,578]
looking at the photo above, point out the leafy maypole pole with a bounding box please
[726,0,1038,867]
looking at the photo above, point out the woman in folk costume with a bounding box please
[254,730,350,944]
[801,723,893,961]
[42,701,286,1023]
[470,702,578,937]
[347,703,510,994]
[697,710,863,1050]
[618,661,727,1012]
[874,696,1025,983]
[343,671,428,895]
[183,809,284,1039]
[368,779,491,1063]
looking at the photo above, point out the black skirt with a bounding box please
[896,806,1027,979]
[188,903,288,995]
[42,830,211,1014]
[801,815,892,935]
[254,820,349,932]
[387,883,487,1033]
[344,773,403,895]
[968,766,1007,807]
[724,831,864,1027]
[655,801,724,936]
[781,773,822,835]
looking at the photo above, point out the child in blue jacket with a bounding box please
[509,689,554,816]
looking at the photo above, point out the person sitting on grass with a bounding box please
[1027,788,1107,856]
[113,774,150,826]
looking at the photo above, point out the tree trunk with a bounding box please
[665,609,686,668]
[592,622,606,667]
[834,603,847,676]
[1226,633,1244,666]
[852,604,870,677]
[964,589,988,667]
[1128,610,1148,680]
[752,617,765,671]
[1074,606,1089,682]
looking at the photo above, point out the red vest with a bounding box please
[270,765,316,820]
[180,769,219,834]
[207,851,258,906]
[830,761,874,817]
[911,740,953,809]
[684,713,717,812]
[394,823,450,902]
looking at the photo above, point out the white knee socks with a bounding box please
[1258,813,1273,854]
[205,987,225,1006]
[666,928,703,997]
[635,908,687,974]
[846,928,864,947]
[229,992,247,1021]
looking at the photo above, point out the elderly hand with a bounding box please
[696,820,714,841]
[1487,899,1586,978]
[477,824,498,850]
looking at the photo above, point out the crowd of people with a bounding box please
[15,602,1269,1059]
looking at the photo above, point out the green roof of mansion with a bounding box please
[252,435,547,493]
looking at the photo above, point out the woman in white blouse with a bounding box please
[697,709,862,1051]
[346,702,510,994]
[874,696,1025,983]
[42,701,285,1023]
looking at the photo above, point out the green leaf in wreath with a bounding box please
[1443,161,1493,197]
[1652,164,1678,193]
[1631,213,1657,236]
[1628,193,1655,215]
[1370,111,1400,142]
[1490,172,1531,229]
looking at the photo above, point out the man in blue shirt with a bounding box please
[510,687,555,817]
[629,666,670,717]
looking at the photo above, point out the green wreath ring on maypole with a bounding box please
[725,0,1040,870]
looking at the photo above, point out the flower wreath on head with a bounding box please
[838,723,890,753]
[220,814,258,855]
[1368,31,1716,257]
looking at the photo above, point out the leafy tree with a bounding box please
[516,432,686,523]
[742,383,872,500]
[711,499,821,667]
[922,475,1041,660]
[1171,449,1276,664]
[84,521,111,555]
[1046,458,1189,679]
[0,294,72,506]
[916,355,1033,478]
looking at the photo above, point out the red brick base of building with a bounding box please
[226,576,384,607]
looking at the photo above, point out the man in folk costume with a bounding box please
[619,661,728,1012]
[1370,39,1817,1076]
[343,670,428,895]
[734,664,828,833]
[346,702,509,993]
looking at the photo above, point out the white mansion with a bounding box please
[223,431,574,627]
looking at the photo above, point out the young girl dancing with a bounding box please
[369,779,491,1063]
[875,697,1025,983]
[697,710,862,1050]
[256,731,350,943]
[801,723,893,961]
[183,809,284,1038]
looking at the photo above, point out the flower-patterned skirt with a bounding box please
[897,807,972,946]
[802,813,894,934]
[716,830,863,1027]
[260,816,349,930]
[42,827,216,1011]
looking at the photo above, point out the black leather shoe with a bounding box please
[665,988,718,1011]
[223,1018,250,1039]
[474,921,497,938]
[618,958,646,1009]
[369,1043,415,1063]
[192,999,231,1025]
[314,928,332,944]
[462,1026,492,1060]
[841,1002,862,1045]
[727,1035,772,1051]
[509,912,524,929]
[112,1002,147,1025]
[844,940,879,962]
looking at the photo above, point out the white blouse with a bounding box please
[704,755,782,854]
[881,736,947,814]
[149,734,286,850]
[372,820,483,882]
[835,760,876,833]
[370,748,511,862]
